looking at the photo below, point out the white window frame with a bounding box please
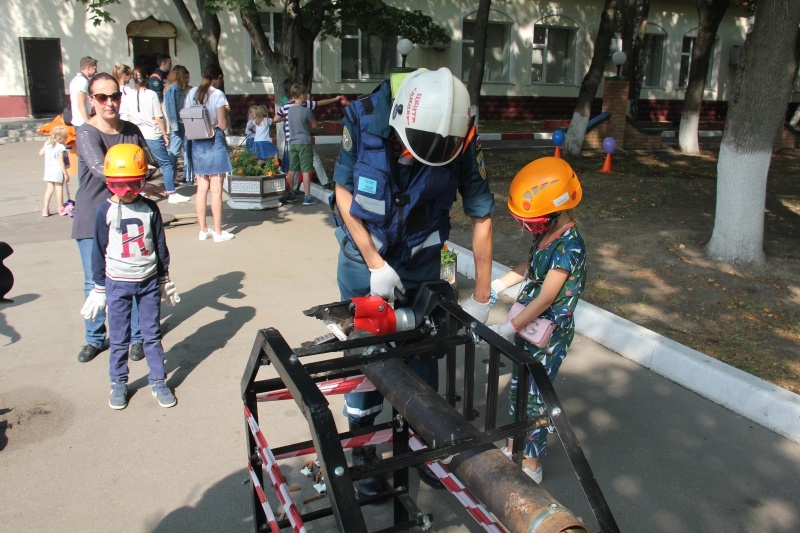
[340,25,398,82]
[461,10,514,84]
[642,24,667,89]
[678,29,718,90]
[248,11,282,82]
[531,15,579,86]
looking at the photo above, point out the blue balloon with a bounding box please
[602,137,617,154]
[552,130,565,146]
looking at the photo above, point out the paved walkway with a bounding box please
[1,141,799,532]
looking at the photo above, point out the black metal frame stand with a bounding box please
[241,281,619,533]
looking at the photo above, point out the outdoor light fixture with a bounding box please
[612,51,627,77]
[397,38,413,68]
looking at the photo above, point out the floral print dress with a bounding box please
[509,224,587,459]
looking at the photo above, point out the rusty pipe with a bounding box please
[353,346,589,533]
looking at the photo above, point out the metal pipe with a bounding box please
[353,344,589,533]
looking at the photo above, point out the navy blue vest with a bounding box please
[343,91,461,267]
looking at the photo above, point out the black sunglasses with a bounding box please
[91,92,122,104]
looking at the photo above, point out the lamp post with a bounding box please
[612,51,627,77]
[397,38,413,68]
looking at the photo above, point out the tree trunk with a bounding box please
[626,0,649,119]
[679,0,731,155]
[466,0,491,124]
[706,0,800,265]
[173,0,221,71]
[564,0,618,156]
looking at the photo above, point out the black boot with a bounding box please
[415,463,445,489]
[350,421,389,498]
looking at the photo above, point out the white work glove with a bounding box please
[489,279,506,307]
[159,277,181,306]
[488,322,516,342]
[369,262,404,300]
[80,286,106,321]
[461,294,491,324]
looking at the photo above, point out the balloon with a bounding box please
[552,130,565,146]
[602,137,617,154]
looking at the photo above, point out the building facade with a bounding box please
[3,0,794,122]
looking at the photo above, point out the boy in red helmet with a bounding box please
[80,143,180,410]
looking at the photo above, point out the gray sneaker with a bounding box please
[109,381,128,410]
[151,380,177,408]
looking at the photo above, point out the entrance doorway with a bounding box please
[131,37,169,74]
[20,38,64,116]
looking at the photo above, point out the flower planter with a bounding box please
[224,173,286,210]
[440,258,457,288]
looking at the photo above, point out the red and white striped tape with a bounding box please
[408,433,506,533]
[245,404,307,533]
[257,375,376,402]
[274,428,394,460]
[248,460,282,533]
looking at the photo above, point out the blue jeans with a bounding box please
[107,276,166,385]
[77,238,141,347]
[146,138,176,193]
[168,125,192,183]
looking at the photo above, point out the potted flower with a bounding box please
[440,244,458,288]
[225,149,286,210]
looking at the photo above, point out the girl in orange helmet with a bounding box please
[488,156,586,484]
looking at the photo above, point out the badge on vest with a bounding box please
[357,177,377,194]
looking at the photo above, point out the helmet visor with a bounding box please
[511,212,555,234]
[106,177,145,198]
[404,128,465,166]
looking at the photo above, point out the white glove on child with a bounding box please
[159,277,181,306]
[489,279,507,307]
[369,262,404,300]
[460,294,491,324]
[80,286,106,321]
[488,322,516,342]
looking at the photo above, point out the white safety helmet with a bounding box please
[389,67,471,166]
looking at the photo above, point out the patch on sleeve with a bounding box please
[342,125,353,152]
[476,144,487,179]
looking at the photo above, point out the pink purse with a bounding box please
[507,303,555,348]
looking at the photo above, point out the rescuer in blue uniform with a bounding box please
[331,67,495,496]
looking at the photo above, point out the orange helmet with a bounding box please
[508,157,582,219]
[104,144,148,198]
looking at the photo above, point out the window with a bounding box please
[461,14,511,83]
[679,35,714,89]
[341,25,395,81]
[642,25,666,88]
[532,16,578,85]
[251,12,283,80]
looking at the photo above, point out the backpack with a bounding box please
[179,101,214,140]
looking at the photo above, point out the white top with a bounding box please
[43,142,67,182]
[122,88,164,140]
[118,85,135,122]
[68,73,91,127]
[252,118,273,142]
[185,86,228,129]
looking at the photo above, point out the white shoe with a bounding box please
[213,230,234,242]
[168,192,191,204]
[199,229,214,241]
[500,446,512,459]
[523,464,543,483]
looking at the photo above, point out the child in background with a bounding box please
[286,84,318,206]
[39,125,70,217]
[244,104,258,153]
[248,105,279,164]
[487,157,586,484]
[80,144,180,410]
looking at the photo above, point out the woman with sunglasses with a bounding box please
[185,64,234,242]
[124,67,190,205]
[487,156,586,485]
[72,72,151,364]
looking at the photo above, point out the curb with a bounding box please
[445,241,800,445]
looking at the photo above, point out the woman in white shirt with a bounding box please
[184,64,234,242]
[124,67,189,204]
